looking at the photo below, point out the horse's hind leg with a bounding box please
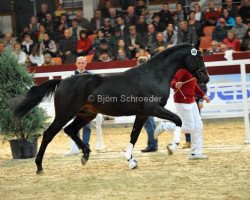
[64,114,96,166]
[124,115,147,169]
[35,118,66,174]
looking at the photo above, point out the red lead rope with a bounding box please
[174,77,196,99]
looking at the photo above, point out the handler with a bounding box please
[154,68,210,159]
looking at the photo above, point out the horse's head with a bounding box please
[183,47,210,84]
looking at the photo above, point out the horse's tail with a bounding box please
[14,79,62,120]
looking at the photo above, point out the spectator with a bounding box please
[136,15,148,37]
[172,12,181,31]
[152,13,166,32]
[42,53,55,66]
[206,40,220,54]
[149,32,168,55]
[54,4,66,18]
[135,0,147,16]
[212,18,229,42]
[204,1,220,26]
[159,3,173,25]
[37,24,46,43]
[36,3,49,23]
[17,25,31,43]
[93,39,114,62]
[116,49,128,61]
[238,0,250,24]
[69,18,84,40]
[89,9,104,33]
[40,32,57,57]
[241,29,250,50]
[44,13,56,37]
[188,11,204,38]
[125,6,138,25]
[101,0,112,18]
[58,29,77,64]
[21,33,34,55]
[12,43,27,65]
[108,7,121,26]
[222,30,241,51]
[219,43,228,52]
[125,25,144,58]
[232,16,248,41]
[75,10,90,31]
[223,0,238,18]
[136,48,150,60]
[3,32,16,50]
[103,18,113,38]
[193,3,205,25]
[145,24,158,49]
[141,7,152,24]
[177,20,198,45]
[92,29,107,50]
[76,30,92,56]
[115,39,131,59]
[163,23,178,46]
[29,44,44,66]
[29,16,40,33]
[110,26,124,47]
[116,16,129,36]
[60,13,72,29]
[175,3,187,22]
[53,22,65,44]
[0,42,6,56]
[217,9,235,28]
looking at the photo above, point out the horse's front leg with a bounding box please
[124,115,147,169]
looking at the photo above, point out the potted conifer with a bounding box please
[0,50,47,159]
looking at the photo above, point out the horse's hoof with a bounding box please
[81,157,87,166]
[36,169,44,175]
[128,158,138,170]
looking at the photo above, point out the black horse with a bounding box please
[14,44,209,173]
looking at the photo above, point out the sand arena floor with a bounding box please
[0,118,250,200]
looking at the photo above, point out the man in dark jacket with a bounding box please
[89,9,105,33]
[177,20,198,45]
[159,3,173,25]
[212,18,229,42]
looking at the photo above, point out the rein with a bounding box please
[174,77,196,99]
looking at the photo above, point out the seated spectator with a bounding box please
[75,10,89,31]
[29,44,44,66]
[136,15,148,38]
[12,43,27,65]
[21,33,34,55]
[103,18,113,38]
[54,4,66,18]
[175,3,187,21]
[115,39,131,59]
[93,39,114,62]
[159,3,173,25]
[135,48,151,60]
[29,16,40,33]
[238,0,250,24]
[125,25,145,58]
[110,26,124,47]
[89,9,104,33]
[42,53,55,66]
[145,24,158,49]
[188,11,204,38]
[193,3,205,25]
[17,25,31,43]
[44,13,56,36]
[36,3,49,23]
[108,7,122,26]
[69,18,84,40]
[152,13,166,32]
[0,42,6,56]
[149,32,168,55]
[219,43,228,53]
[177,20,198,46]
[37,24,46,43]
[40,32,57,57]
[162,23,177,46]
[222,30,241,51]
[76,30,92,56]
[58,29,77,64]
[116,49,128,61]
[3,32,16,50]
[53,22,65,44]
[241,28,250,50]
[172,12,181,31]
[217,9,235,28]
[135,0,147,17]
[204,1,220,26]
[223,0,238,18]
[137,55,149,65]
[101,0,112,18]
[232,16,248,41]
[206,40,220,54]
[116,16,129,36]
[212,18,229,42]
[125,6,138,26]
[141,7,152,24]
[60,14,72,29]
[92,29,106,50]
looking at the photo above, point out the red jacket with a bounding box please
[204,9,220,22]
[77,38,92,52]
[222,38,240,51]
[171,69,205,104]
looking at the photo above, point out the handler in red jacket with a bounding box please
[154,68,210,159]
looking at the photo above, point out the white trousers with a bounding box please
[175,102,203,155]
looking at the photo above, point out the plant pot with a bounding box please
[9,138,38,159]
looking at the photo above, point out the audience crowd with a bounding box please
[0,0,249,66]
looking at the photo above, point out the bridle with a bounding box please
[191,48,206,79]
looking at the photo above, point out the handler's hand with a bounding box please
[203,95,210,103]
[198,101,204,109]
[175,82,183,90]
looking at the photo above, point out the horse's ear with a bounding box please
[191,48,197,56]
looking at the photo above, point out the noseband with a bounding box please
[191,48,206,78]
